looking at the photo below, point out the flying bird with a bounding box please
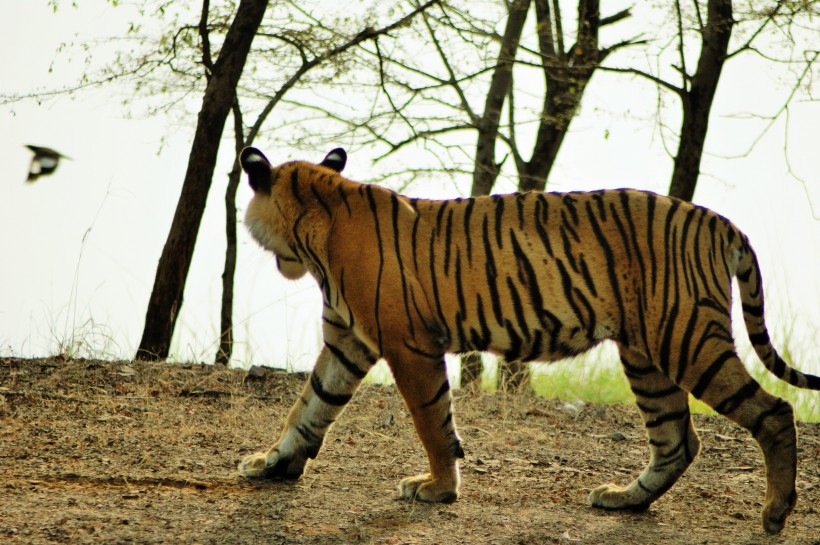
[25,145,70,183]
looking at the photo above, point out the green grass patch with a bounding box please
[526,346,820,423]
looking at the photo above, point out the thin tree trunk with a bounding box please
[668,0,733,201]
[214,101,245,366]
[136,0,268,361]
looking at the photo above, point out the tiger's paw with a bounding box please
[588,483,651,511]
[399,473,459,503]
[238,449,305,480]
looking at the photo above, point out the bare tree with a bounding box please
[136,0,268,361]
[668,0,734,201]
[214,0,442,366]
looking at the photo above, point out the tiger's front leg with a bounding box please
[386,348,463,503]
[239,323,376,479]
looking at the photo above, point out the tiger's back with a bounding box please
[238,147,819,534]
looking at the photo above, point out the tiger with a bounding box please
[237,146,819,533]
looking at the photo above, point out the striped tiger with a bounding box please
[237,147,819,533]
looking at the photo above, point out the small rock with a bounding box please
[247,365,269,379]
[608,432,627,441]
[561,401,585,416]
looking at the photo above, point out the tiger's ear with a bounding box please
[319,148,346,173]
[240,147,273,194]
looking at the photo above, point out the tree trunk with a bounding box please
[501,0,607,388]
[470,0,532,198]
[519,0,602,192]
[461,0,531,387]
[136,0,268,361]
[214,101,245,366]
[668,0,733,201]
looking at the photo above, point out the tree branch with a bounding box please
[198,0,214,78]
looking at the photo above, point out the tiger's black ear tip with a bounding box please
[240,147,271,171]
[320,148,347,173]
[240,147,273,193]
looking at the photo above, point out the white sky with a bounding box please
[0,2,818,373]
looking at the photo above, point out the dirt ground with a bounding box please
[1,357,819,545]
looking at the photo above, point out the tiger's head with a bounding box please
[241,147,347,279]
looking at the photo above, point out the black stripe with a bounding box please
[295,423,321,445]
[519,330,542,362]
[365,186,385,354]
[637,479,653,495]
[482,215,503,327]
[609,201,632,261]
[435,200,448,232]
[577,255,598,298]
[658,293,679,376]
[635,401,661,414]
[714,381,761,415]
[561,209,580,242]
[310,185,332,217]
[443,208,454,276]
[325,342,369,379]
[555,259,586,329]
[310,372,352,406]
[679,207,696,291]
[645,409,688,428]
[454,249,467,322]
[503,319,524,361]
[750,399,792,437]
[390,194,415,339]
[736,267,752,283]
[322,315,349,330]
[493,196,504,249]
[563,193,580,223]
[472,293,491,351]
[674,306,700,384]
[748,331,770,346]
[463,198,475,263]
[742,303,764,317]
[534,195,554,257]
[620,356,655,377]
[338,185,352,216]
[585,201,625,341]
[631,384,680,399]
[428,217,450,340]
[516,193,526,230]
[410,211,422,273]
[290,168,304,205]
[646,193,658,297]
[559,224,580,273]
[402,341,442,359]
[509,231,552,337]
[421,380,451,408]
[691,350,736,399]
[773,354,786,378]
[506,276,530,341]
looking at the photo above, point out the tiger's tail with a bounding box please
[734,234,820,390]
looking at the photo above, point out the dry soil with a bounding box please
[1,357,819,544]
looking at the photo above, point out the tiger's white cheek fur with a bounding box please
[245,195,307,279]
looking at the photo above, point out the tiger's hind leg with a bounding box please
[680,346,797,533]
[589,346,700,511]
